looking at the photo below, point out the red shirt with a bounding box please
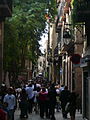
[0,109,7,120]
[39,91,48,101]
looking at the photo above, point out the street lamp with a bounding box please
[63,28,72,39]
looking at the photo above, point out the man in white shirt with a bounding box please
[4,87,16,120]
[59,85,64,93]
[25,83,34,113]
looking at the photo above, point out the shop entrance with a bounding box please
[83,71,89,119]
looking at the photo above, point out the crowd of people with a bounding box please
[0,78,82,120]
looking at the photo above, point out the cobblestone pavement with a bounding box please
[14,109,83,120]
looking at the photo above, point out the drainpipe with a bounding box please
[88,62,90,119]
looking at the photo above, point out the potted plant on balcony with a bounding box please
[64,6,69,14]
[61,15,66,22]
[66,0,71,3]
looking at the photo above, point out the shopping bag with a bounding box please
[65,102,70,113]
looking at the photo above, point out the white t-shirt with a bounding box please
[26,87,34,99]
[59,87,64,92]
[4,94,16,110]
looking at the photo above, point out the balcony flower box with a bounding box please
[64,6,69,14]
[61,15,66,22]
[66,0,71,3]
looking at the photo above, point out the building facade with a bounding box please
[0,0,12,84]
[55,0,90,119]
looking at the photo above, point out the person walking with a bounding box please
[59,84,64,93]
[69,91,77,120]
[48,83,57,120]
[59,86,70,119]
[19,88,28,118]
[33,85,38,113]
[38,87,48,119]
[25,83,34,114]
[3,87,16,120]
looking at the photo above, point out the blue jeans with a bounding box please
[8,109,14,120]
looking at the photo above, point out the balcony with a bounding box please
[61,42,74,55]
[61,28,74,52]
[61,15,66,22]
[56,22,62,33]
[64,6,69,14]
[0,0,12,18]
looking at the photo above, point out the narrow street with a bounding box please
[0,1,90,120]
[14,109,83,120]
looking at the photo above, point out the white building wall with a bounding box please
[38,56,45,74]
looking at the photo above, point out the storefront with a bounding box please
[81,56,90,120]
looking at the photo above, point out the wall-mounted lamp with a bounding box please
[63,28,71,38]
